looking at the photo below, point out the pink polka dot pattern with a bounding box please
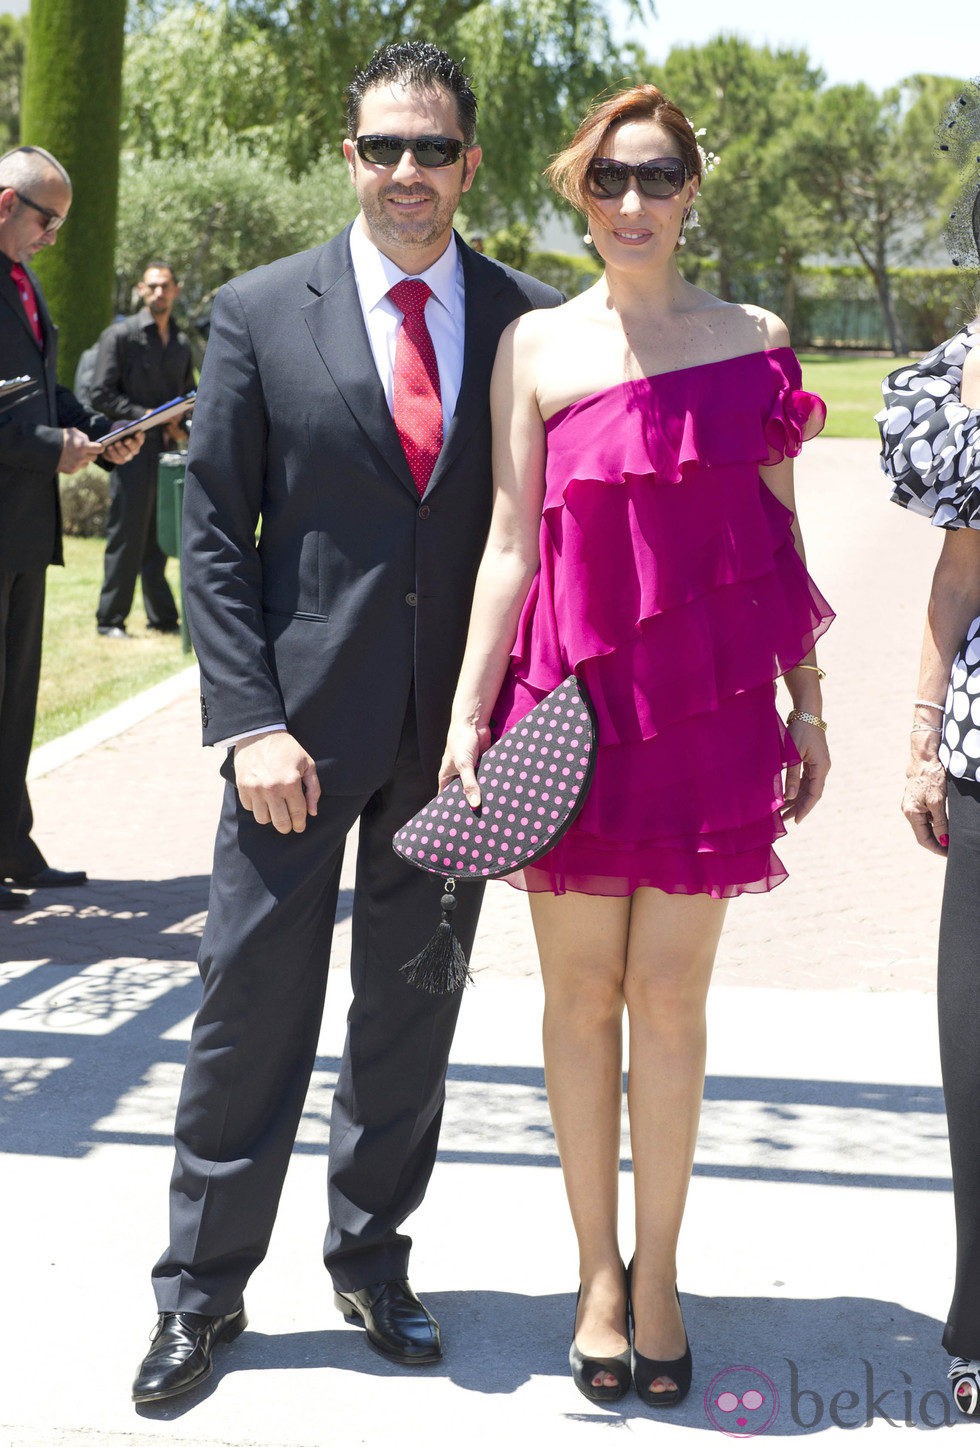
[393,676,596,879]
[389,279,442,497]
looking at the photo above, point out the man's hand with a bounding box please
[58,427,105,474]
[103,432,144,466]
[233,730,321,834]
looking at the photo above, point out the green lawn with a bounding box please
[799,352,911,441]
[36,536,190,747]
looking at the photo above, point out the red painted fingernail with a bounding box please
[939,835,949,848]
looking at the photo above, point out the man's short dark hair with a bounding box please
[143,260,178,283]
[345,42,477,146]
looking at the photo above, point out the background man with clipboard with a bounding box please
[91,262,194,639]
[0,145,142,912]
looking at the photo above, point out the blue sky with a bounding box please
[610,0,970,92]
[2,0,972,93]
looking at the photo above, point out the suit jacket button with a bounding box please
[405,592,417,606]
[418,504,430,519]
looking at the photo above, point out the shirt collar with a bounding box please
[139,305,173,337]
[349,222,460,316]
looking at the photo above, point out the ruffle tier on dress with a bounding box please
[492,347,833,898]
[876,326,980,529]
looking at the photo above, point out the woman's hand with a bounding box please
[902,751,949,855]
[781,719,831,824]
[438,720,491,809]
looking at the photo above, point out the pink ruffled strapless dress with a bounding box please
[491,347,834,898]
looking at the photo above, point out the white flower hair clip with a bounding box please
[686,118,721,176]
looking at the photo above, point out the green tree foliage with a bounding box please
[121,0,646,224]
[0,11,28,150]
[114,147,356,355]
[21,0,128,382]
[795,74,959,353]
[652,36,825,329]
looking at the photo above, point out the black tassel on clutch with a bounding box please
[400,880,472,994]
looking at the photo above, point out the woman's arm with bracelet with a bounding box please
[905,528,980,853]
[904,344,980,853]
[439,316,547,805]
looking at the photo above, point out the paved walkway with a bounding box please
[0,440,961,1443]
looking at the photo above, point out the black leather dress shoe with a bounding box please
[334,1280,441,1365]
[0,887,28,911]
[6,866,88,888]
[132,1307,247,1403]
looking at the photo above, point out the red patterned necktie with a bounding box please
[9,263,42,347]
[388,279,442,496]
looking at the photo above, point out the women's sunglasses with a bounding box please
[587,157,688,200]
[355,134,468,168]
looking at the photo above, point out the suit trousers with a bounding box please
[0,568,48,877]
[96,446,178,631]
[152,697,484,1312]
[938,776,980,1357]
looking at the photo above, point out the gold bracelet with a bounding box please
[794,664,826,679]
[787,708,827,733]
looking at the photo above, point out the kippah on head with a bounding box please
[0,144,71,193]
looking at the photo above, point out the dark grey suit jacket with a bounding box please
[182,226,561,790]
[0,255,110,572]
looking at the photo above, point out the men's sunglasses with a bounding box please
[355,134,468,168]
[586,157,688,200]
[11,188,67,232]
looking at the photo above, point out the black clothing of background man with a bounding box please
[0,146,141,909]
[91,279,194,635]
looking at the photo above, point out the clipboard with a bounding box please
[100,392,196,444]
[0,375,41,412]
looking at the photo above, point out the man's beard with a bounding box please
[361,182,461,253]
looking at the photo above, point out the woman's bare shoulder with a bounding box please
[723,303,792,351]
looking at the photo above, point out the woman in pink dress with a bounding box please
[440,85,833,1407]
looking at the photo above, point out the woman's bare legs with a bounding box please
[529,890,632,1389]
[624,887,728,1392]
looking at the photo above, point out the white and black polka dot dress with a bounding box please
[878,327,980,783]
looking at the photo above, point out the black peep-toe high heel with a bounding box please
[568,1279,631,1404]
[629,1275,693,1409]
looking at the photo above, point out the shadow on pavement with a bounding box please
[133,1292,952,1431]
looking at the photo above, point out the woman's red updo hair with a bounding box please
[548,84,702,221]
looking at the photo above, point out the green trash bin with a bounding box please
[157,451,191,654]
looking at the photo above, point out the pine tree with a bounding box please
[21,0,127,382]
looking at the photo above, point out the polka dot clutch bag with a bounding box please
[393,675,597,992]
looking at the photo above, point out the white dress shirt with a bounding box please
[215,225,467,749]
[348,219,465,424]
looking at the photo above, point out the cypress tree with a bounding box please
[20,0,127,383]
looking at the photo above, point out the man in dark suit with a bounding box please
[133,42,561,1404]
[0,146,141,913]
[91,262,194,639]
